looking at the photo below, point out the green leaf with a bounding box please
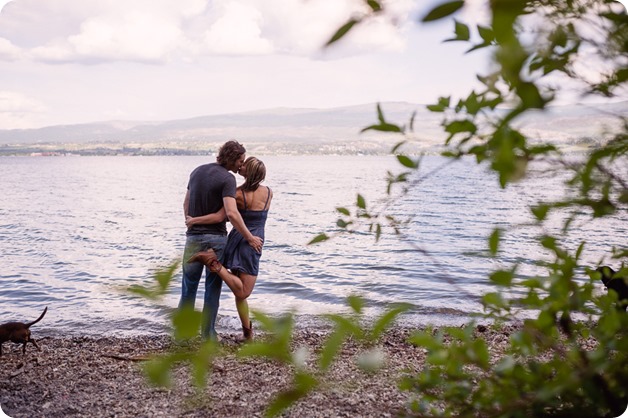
[348,295,365,314]
[427,97,450,112]
[516,82,546,109]
[490,270,514,286]
[489,228,501,255]
[370,303,411,340]
[357,194,366,209]
[326,18,360,46]
[391,141,406,153]
[445,119,477,135]
[482,292,506,309]
[172,306,202,340]
[360,123,403,133]
[531,205,549,221]
[445,20,470,42]
[422,1,464,22]
[319,330,346,371]
[477,25,494,43]
[540,235,557,251]
[471,338,490,369]
[154,261,179,292]
[324,314,364,338]
[495,356,516,375]
[409,111,416,131]
[336,207,351,216]
[143,357,173,388]
[375,223,382,241]
[376,102,386,123]
[308,233,329,245]
[336,219,352,228]
[466,41,492,53]
[366,0,382,12]
[427,104,445,112]
[396,155,418,169]
[409,331,442,350]
[191,341,218,388]
[126,284,157,300]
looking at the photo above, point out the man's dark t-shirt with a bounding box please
[186,163,236,236]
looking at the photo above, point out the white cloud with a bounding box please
[259,0,415,56]
[0,0,417,63]
[0,90,47,129]
[0,0,499,130]
[23,1,195,63]
[67,12,184,62]
[0,36,20,60]
[201,1,273,55]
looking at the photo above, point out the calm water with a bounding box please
[0,155,625,336]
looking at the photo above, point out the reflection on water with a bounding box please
[0,155,625,336]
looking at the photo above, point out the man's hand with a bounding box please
[248,235,263,253]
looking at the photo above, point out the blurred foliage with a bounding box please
[237,297,411,416]
[126,262,222,391]
[128,1,627,417]
[127,264,409,416]
[316,0,628,417]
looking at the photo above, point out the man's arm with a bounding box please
[183,190,190,220]
[223,196,263,252]
[184,189,227,227]
[186,208,227,227]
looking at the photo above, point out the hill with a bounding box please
[0,101,625,155]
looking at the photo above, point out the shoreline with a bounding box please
[0,324,519,418]
[24,310,493,340]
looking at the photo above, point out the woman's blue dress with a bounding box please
[223,188,270,276]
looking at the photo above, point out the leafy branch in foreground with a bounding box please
[124,1,627,417]
[124,260,221,391]
[320,0,627,417]
[237,296,411,417]
[125,264,410,417]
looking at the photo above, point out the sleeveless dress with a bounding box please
[222,187,271,276]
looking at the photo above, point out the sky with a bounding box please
[0,0,626,130]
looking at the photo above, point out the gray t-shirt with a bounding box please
[186,162,236,236]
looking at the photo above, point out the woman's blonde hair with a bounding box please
[241,157,266,191]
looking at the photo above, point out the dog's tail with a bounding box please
[26,306,48,328]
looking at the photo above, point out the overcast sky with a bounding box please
[0,0,626,130]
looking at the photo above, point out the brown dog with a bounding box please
[0,307,47,356]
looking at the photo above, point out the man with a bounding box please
[179,140,263,340]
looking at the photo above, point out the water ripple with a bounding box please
[0,155,624,336]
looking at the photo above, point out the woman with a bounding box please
[188,157,272,341]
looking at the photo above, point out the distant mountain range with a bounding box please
[0,101,625,153]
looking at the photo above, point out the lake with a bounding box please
[0,154,625,336]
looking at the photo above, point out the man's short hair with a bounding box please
[216,140,246,167]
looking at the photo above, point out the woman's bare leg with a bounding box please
[213,268,258,337]
[235,296,251,338]
[214,268,257,300]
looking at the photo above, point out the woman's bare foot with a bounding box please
[242,321,253,342]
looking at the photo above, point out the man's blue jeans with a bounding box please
[179,233,227,340]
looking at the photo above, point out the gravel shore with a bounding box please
[0,324,514,418]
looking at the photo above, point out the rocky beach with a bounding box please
[0,324,521,418]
